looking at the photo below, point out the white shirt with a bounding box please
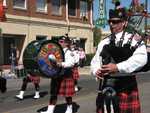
[90,31,147,76]
[72,49,80,64]
[61,48,75,68]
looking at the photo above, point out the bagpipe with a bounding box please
[23,39,65,78]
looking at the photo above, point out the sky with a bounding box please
[93,0,150,20]
[93,0,150,30]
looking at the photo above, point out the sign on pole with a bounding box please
[95,0,107,27]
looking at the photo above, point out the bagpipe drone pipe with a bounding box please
[23,39,65,78]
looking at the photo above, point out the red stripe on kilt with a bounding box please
[58,78,75,97]
[118,89,141,113]
[72,67,79,80]
[96,89,141,113]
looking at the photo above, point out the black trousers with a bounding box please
[21,76,40,91]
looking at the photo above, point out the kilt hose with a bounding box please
[72,67,79,80]
[50,75,75,97]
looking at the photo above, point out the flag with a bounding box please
[0,1,6,22]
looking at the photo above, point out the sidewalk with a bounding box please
[1,66,90,79]
[78,66,90,75]
[5,66,91,92]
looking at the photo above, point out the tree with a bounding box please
[93,27,102,47]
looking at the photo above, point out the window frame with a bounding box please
[51,0,62,16]
[13,0,27,10]
[80,0,88,18]
[68,0,77,17]
[36,0,48,13]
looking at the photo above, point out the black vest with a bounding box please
[99,33,148,92]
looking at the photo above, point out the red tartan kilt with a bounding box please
[28,75,40,84]
[118,88,141,113]
[58,77,75,97]
[97,89,141,113]
[72,67,79,80]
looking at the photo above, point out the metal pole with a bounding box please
[145,0,148,44]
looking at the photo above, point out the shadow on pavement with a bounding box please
[37,102,80,113]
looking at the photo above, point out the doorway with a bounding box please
[2,35,25,65]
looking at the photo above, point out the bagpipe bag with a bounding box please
[100,39,150,92]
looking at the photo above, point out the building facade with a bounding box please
[0,0,94,65]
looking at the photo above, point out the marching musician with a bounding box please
[71,39,80,92]
[15,74,40,100]
[90,6,147,113]
[40,35,76,113]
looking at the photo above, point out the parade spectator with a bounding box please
[40,35,76,113]
[0,67,7,93]
[79,47,86,67]
[10,44,17,73]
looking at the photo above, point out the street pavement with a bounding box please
[0,66,150,113]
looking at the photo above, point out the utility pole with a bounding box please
[145,0,148,44]
[145,0,148,31]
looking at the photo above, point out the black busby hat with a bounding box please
[64,37,71,43]
[109,8,128,20]
[59,35,71,44]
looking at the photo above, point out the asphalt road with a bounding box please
[0,72,150,113]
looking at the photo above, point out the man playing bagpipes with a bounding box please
[90,3,148,113]
[40,35,76,113]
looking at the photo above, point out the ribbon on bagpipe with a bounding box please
[23,40,64,78]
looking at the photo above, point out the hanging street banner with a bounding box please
[95,0,107,27]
